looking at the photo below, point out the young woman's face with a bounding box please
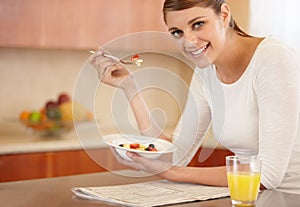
[165,5,230,68]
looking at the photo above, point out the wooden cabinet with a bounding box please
[0,148,127,182]
[0,152,49,181]
[0,147,232,182]
[0,0,166,49]
[188,148,234,167]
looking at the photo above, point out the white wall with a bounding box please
[249,0,300,56]
[0,48,89,119]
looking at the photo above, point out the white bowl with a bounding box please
[102,134,177,161]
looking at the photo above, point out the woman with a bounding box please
[90,0,300,194]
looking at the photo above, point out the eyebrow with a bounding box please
[187,16,205,25]
[168,16,205,32]
[168,27,178,32]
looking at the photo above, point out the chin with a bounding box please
[195,62,212,69]
[191,56,212,69]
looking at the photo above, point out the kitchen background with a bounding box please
[2,0,299,182]
[0,0,250,130]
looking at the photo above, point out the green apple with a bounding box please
[29,111,41,123]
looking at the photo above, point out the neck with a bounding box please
[214,32,262,84]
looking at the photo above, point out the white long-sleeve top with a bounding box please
[173,37,300,194]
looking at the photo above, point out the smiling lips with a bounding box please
[187,43,209,57]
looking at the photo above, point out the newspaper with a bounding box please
[71,180,229,207]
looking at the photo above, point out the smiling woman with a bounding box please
[89,0,300,196]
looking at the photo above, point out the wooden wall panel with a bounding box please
[0,0,167,49]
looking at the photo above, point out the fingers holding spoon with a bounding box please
[89,50,143,67]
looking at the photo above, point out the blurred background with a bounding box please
[1,0,299,121]
[0,0,252,121]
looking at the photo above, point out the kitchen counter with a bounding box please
[0,121,109,155]
[1,169,299,207]
[0,121,231,182]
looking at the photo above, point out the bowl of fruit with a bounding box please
[102,134,177,161]
[19,93,92,137]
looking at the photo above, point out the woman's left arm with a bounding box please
[124,151,228,186]
[256,47,300,189]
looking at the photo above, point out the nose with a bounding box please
[184,30,198,47]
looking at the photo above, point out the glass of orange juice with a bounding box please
[226,155,261,206]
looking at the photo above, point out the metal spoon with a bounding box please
[89,50,143,66]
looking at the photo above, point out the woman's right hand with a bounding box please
[89,49,133,90]
[110,147,173,176]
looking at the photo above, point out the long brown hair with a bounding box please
[163,0,251,37]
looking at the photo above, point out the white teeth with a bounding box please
[191,45,207,55]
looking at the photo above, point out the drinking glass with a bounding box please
[226,155,261,206]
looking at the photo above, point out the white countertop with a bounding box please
[0,121,225,155]
[0,121,110,155]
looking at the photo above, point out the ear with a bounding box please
[220,3,231,26]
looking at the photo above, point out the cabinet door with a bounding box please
[0,152,49,182]
[0,0,166,49]
[49,148,128,177]
[0,148,127,182]
[48,150,104,177]
[188,148,234,167]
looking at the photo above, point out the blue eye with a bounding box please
[192,21,204,30]
[170,30,183,39]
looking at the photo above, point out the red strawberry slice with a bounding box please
[149,147,158,152]
[130,143,140,149]
[131,54,140,61]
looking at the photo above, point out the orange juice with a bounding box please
[227,172,260,202]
